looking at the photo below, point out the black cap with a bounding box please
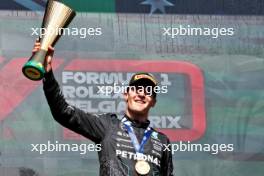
[129,72,158,87]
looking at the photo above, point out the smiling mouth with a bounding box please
[134,100,145,104]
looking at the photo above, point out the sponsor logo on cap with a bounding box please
[134,74,157,85]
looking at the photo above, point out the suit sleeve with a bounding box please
[43,70,109,143]
[161,138,174,176]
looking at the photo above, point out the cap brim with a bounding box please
[129,78,156,87]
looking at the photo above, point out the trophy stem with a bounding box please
[22,49,47,81]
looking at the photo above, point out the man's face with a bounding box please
[124,85,156,116]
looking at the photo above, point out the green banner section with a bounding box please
[62,0,115,12]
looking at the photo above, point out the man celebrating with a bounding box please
[33,42,174,175]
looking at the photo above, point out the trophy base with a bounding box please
[22,60,46,81]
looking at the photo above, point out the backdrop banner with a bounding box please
[0,11,264,176]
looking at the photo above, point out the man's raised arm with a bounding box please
[33,41,110,143]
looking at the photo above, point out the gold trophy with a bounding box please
[22,0,76,80]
